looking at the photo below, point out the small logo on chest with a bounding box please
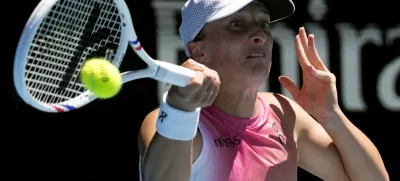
[273,122,286,145]
[213,135,241,148]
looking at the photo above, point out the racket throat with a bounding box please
[121,66,158,84]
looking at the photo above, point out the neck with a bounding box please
[212,83,259,118]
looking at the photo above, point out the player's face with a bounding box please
[197,1,273,82]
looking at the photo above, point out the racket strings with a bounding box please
[25,0,122,105]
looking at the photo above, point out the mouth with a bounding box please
[247,53,266,59]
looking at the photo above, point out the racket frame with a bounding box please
[14,0,195,113]
[13,0,78,112]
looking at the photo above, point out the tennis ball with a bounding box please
[80,58,122,99]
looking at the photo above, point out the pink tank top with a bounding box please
[190,94,298,181]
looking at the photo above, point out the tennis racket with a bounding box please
[13,0,195,113]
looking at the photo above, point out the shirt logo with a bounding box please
[158,111,168,123]
[273,122,286,145]
[214,135,241,148]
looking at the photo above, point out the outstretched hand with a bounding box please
[278,27,339,122]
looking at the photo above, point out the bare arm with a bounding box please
[317,109,388,181]
[279,27,389,181]
[291,99,389,181]
[138,59,220,181]
[139,108,193,181]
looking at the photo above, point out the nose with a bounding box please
[250,27,268,45]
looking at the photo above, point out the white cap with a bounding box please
[179,0,295,57]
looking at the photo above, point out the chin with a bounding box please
[249,62,270,78]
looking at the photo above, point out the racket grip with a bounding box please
[154,60,196,87]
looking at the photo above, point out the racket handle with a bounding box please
[153,60,196,87]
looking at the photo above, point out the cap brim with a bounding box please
[207,0,295,23]
[262,0,295,22]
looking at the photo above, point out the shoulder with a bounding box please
[258,92,311,118]
[257,92,306,142]
[257,92,297,120]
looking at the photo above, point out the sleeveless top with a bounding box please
[190,94,298,181]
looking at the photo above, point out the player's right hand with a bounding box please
[166,59,221,112]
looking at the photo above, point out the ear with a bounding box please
[187,41,207,63]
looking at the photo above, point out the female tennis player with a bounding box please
[138,0,389,181]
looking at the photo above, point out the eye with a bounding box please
[230,20,244,28]
[261,22,270,30]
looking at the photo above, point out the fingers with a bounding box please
[307,35,329,71]
[308,64,336,83]
[193,72,211,100]
[278,76,300,99]
[166,59,206,92]
[168,59,220,110]
[206,84,220,104]
[182,59,206,71]
[295,34,311,70]
[186,67,220,107]
[184,71,206,96]
[299,27,310,55]
[197,68,220,106]
[297,27,330,72]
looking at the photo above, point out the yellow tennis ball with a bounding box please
[80,58,122,99]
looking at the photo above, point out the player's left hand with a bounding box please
[278,27,340,123]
